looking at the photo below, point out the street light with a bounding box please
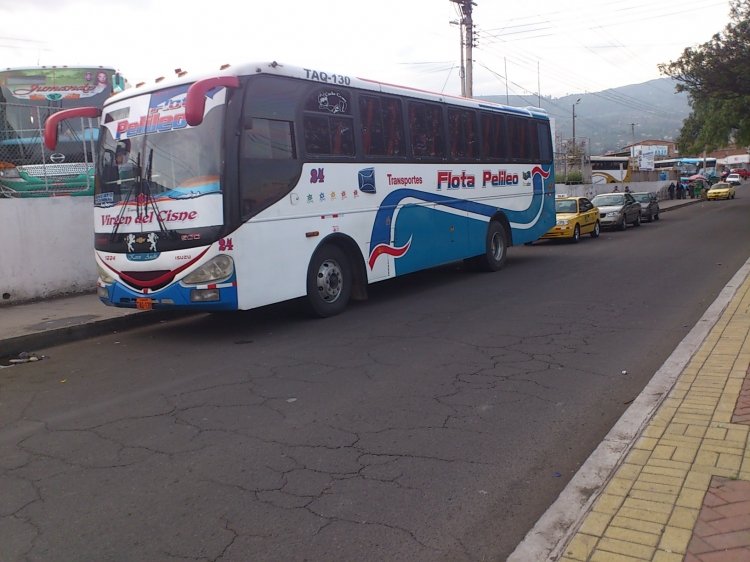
[572,98,581,146]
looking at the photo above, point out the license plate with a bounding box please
[136,298,153,310]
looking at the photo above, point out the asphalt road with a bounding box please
[2,194,750,561]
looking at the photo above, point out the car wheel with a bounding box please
[590,221,601,238]
[306,244,352,318]
[619,217,627,231]
[571,224,581,243]
[654,213,660,221]
[477,220,508,272]
[633,214,641,227]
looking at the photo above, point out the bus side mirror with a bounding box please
[185,76,240,127]
[44,106,101,150]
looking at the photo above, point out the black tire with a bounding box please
[306,244,352,318]
[654,213,660,221]
[478,221,508,272]
[590,221,601,238]
[571,224,581,243]
[619,217,627,231]
[633,214,641,227]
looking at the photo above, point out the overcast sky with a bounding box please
[0,0,732,101]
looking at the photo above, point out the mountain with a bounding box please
[478,78,690,155]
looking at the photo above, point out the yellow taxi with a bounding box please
[540,196,600,243]
[706,181,736,200]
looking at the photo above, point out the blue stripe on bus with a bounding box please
[368,164,552,250]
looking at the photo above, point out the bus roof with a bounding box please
[0,65,117,73]
[106,60,549,120]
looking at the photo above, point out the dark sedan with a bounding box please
[632,192,660,222]
[590,192,642,230]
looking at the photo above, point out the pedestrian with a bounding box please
[677,181,685,199]
[668,182,675,200]
[612,185,619,192]
[624,185,631,193]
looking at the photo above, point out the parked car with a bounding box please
[631,192,660,221]
[590,192,641,230]
[731,168,750,179]
[726,173,742,185]
[540,196,601,243]
[707,181,736,200]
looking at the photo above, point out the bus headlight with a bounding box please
[182,255,234,285]
[97,263,115,284]
[0,163,20,178]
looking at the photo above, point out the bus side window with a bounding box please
[508,116,532,162]
[448,107,478,160]
[304,115,332,155]
[538,122,552,163]
[408,101,445,159]
[481,113,507,160]
[303,88,355,158]
[359,96,404,157]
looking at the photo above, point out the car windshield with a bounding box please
[555,200,577,213]
[711,183,729,190]
[632,193,651,203]
[591,194,624,206]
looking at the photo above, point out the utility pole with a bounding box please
[450,0,476,97]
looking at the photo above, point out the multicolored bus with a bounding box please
[653,157,718,183]
[0,66,126,197]
[590,156,631,184]
[44,61,555,316]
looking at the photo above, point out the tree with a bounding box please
[659,0,750,153]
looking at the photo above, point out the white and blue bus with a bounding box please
[45,61,555,316]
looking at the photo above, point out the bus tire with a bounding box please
[479,220,508,272]
[306,244,352,317]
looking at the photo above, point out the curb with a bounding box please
[508,255,750,561]
[1,309,192,358]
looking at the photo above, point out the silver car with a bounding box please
[632,192,660,222]
[590,192,641,230]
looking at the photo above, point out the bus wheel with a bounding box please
[479,221,508,272]
[307,244,352,317]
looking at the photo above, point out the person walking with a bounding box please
[668,182,675,200]
[677,181,685,199]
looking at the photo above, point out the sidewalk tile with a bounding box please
[668,506,700,529]
[604,525,660,547]
[658,526,693,554]
[562,533,598,560]
[652,551,684,562]
[596,536,655,559]
[610,515,665,536]
[578,512,613,537]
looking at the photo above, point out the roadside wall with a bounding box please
[0,197,95,305]
[554,180,672,200]
[0,179,675,306]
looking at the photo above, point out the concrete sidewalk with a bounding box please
[511,256,750,561]
[0,293,186,359]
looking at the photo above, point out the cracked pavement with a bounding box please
[2,200,749,561]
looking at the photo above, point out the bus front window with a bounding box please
[95,91,225,254]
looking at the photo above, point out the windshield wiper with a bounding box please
[109,152,141,242]
[142,148,169,236]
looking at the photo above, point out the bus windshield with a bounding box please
[0,67,122,197]
[94,84,226,254]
